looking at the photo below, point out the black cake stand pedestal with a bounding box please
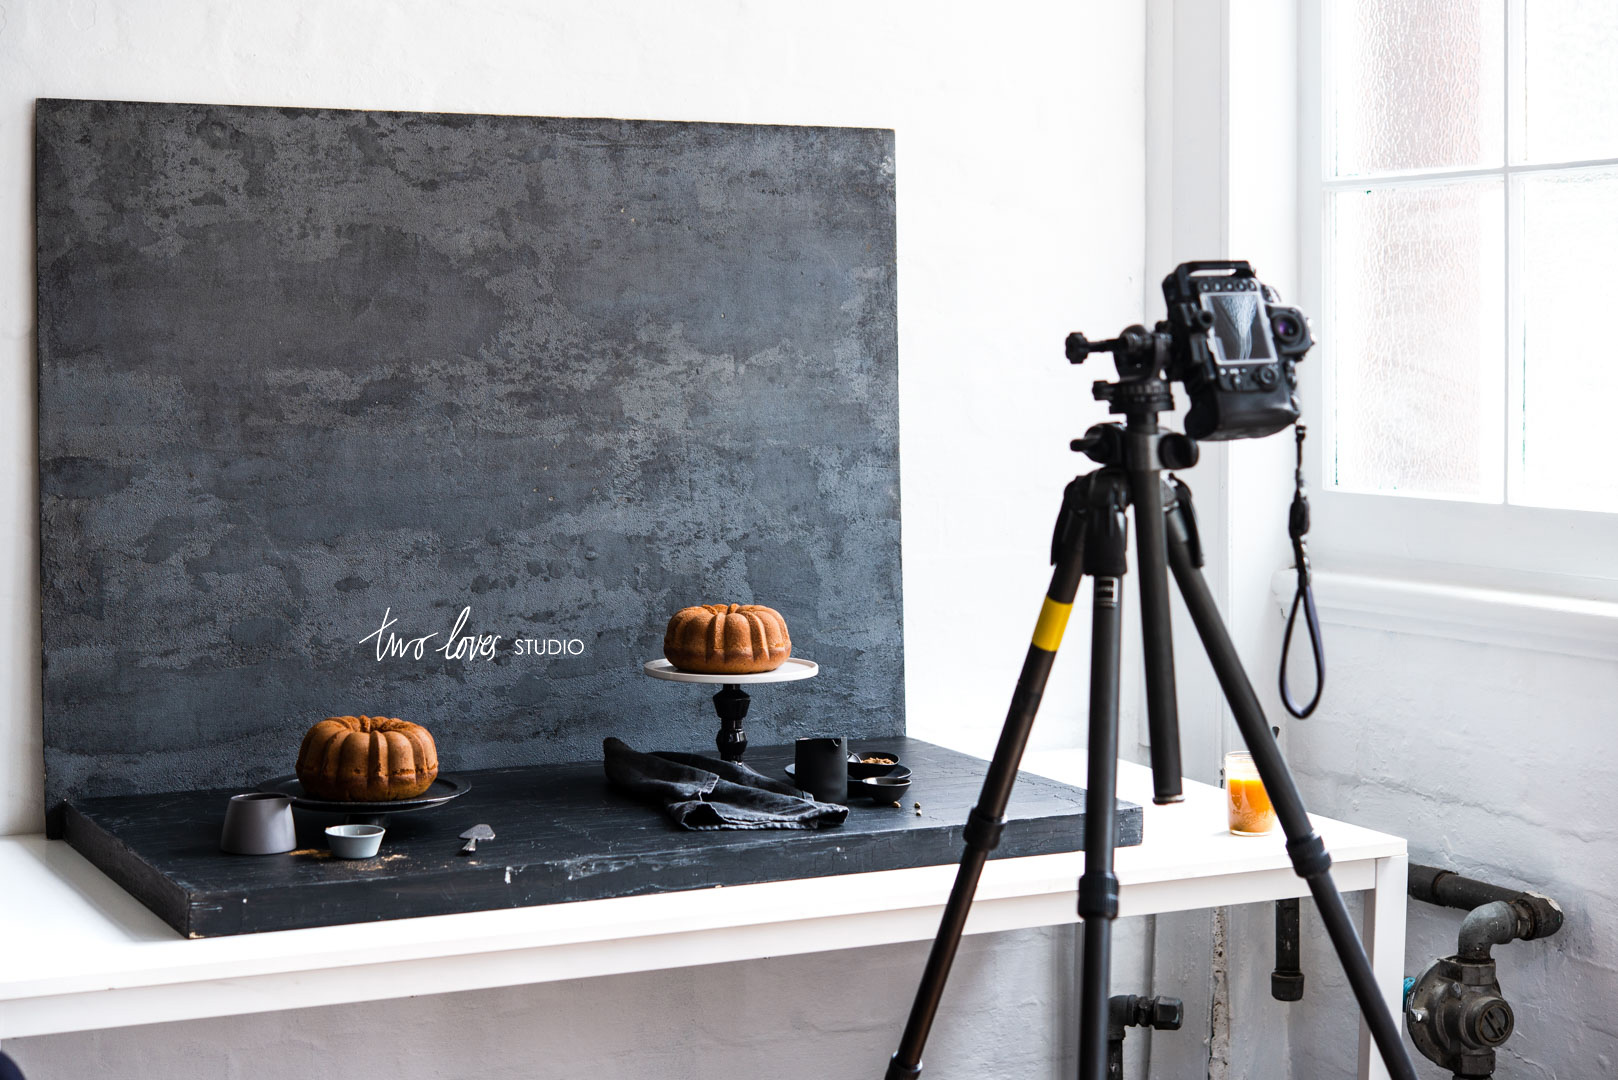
[642,657,819,762]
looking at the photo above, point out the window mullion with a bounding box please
[1504,0,1520,506]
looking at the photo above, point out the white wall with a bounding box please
[1283,613,1618,1078]
[0,2,1156,1078]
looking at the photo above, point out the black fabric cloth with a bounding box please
[603,737,848,831]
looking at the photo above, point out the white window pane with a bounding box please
[1329,181,1505,499]
[1514,169,1618,511]
[1516,0,1618,164]
[1330,0,1504,177]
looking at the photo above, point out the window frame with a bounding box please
[1298,0,1618,601]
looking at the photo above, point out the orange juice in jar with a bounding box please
[1225,750,1276,835]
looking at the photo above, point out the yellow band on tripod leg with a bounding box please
[1031,596,1073,653]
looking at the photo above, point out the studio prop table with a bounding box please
[0,748,1407,1080]
[52,739,1136,937]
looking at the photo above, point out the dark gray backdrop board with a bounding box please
[37,99,902,820]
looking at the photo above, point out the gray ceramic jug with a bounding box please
[220,792,296,855]
[794,737,849,804]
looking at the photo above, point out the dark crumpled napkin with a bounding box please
[603,737,848,831]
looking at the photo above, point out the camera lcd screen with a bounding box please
[1204,292,1272,363]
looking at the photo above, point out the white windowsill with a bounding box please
[1269,568,1618,661]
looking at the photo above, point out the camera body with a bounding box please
[1161,261,1312,441]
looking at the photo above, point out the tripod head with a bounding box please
[1065,324,1179,424]
[1066,260,1312,442]
[1063,324,1197,471]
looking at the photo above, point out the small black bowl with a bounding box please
[847,749,902,780]
[857,773,912,803]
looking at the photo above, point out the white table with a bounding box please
[0,749,1406,1079]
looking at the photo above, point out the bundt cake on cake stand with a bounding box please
[645,603,817,761]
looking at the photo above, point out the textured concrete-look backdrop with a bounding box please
[36,99,901,814]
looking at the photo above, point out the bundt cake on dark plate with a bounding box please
[295,715,439,802]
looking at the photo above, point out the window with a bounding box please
[1305,0,1618,592]
[1321,0,1618,509]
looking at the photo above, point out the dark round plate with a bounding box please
[785,763,911,784]
[256,774,470,815]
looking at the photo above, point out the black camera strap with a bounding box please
[1280,424,1325,718]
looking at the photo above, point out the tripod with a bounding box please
[886,341,1418,1079]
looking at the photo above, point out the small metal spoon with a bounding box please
[458,823,495,855]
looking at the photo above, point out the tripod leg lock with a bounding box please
[1078,871,1121,920]
[885,1053,923,1080]
[963,807,1005,851]
[1286,833,1333,878]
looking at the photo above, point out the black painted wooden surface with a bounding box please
[37,99,902,818]
[62,739,1142,938]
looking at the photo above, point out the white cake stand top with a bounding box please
[642,657,819,685]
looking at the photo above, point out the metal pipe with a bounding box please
[1457,902,1521,964]
[1404,864,1565,1076]
[1407,864,1563,942]
[1271,897,1304,1001]
[1410,867,1559,939]
[1107,994,1183,1080]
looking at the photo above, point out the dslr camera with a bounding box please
[1161,261,1312,441]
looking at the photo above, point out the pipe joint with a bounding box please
[1457,901,1519,963]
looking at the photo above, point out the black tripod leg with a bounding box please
[1163,482,1419,1080]
[1078,573,1123,1080]
[887,478,1090,1080]
[1126,428,1183,803]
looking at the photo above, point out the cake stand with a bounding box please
[642,657,819,762]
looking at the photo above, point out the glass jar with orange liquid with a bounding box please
[1225,750,1277,835]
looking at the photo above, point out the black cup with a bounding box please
[794,737,848,804]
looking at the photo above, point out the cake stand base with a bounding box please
[712,685,750,761]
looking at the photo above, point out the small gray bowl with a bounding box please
[325,823,385,859]
[859,774,913,803]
